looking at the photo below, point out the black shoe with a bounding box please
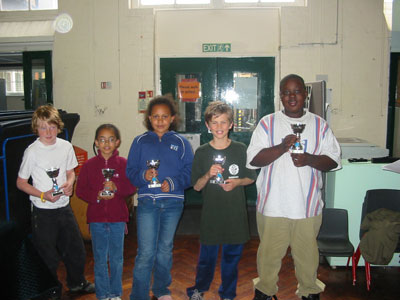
[253,289,278,300]
[69,280,95,294]
[302,294,320,300]
[48,287,62,300]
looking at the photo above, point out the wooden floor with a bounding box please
[57,219,400,300]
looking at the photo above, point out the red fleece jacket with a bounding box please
[76,150,136,223]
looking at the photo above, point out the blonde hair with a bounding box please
[31,104,64,134]
[204,101,233,124]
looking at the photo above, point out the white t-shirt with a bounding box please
[18,137,78,209]
[246,110,341,219]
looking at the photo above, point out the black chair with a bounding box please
[317,208,355,284]
[352,189,400,291]
[0,221,62,299]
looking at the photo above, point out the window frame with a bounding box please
[130,0,305,9]
[0,0,58,12]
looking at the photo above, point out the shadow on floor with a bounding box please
[176,204,258,237]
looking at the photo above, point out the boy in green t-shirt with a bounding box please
[187,101,257,300]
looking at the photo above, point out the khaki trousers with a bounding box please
[254,212,325,298]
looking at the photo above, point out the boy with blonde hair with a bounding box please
[17,104,94,299]
[187,101,256,300]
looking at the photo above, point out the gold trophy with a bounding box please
[210,154,226,184]
[291,123,306,153]
[101,168,115,196]
[147,159,162,188]
[45,167,63,196]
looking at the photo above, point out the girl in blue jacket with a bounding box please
[127,96,194,300]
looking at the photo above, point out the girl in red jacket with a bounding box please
[76,123,136,300]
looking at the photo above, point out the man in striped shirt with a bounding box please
[247,74,341,300]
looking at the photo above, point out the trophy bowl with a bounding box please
[290,123,306,153]
[210,154,226,184]
[147,159,161,188]
[101,168,115,196]
[45,167,63,196]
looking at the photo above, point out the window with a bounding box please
[225,0,295,3]
[0,0,57,11]
[132,0,303,8]
[0,69,24,96]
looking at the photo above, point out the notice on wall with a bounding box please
[178,79,200,102]
[138,90,154,113]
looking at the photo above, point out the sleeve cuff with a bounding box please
[165,177,175,191]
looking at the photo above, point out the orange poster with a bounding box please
[178,79,200,102]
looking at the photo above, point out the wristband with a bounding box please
[40,192,46,203]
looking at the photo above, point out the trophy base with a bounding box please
[100,191,114,196]
[52,190,63,196]
[148,183,162,188]
[210,179,226,184]
[291,148,304,154]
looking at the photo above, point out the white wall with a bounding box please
[0,0,389,156]
[281,0,390,146]
[53,0,154,157]
[155,0,390,147]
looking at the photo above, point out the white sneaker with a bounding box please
[109,297,122,300]
[190,290,204,300]
[158,295,173,300]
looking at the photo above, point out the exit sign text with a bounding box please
[202,43,231,52]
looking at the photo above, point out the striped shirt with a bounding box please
[246,111,341,219]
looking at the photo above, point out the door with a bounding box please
[23,51,53,110]
[160,57,275,205]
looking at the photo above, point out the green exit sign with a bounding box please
[202,43,231,52]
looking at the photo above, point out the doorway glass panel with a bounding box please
[176,73,203,132]
[31,58,47,108]
[23,51,53,109]
[223,72,258,132]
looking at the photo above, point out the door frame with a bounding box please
[157,56,278,206]
[156,55,280,112]
[23,50,53,109]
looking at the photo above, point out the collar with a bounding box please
[97,149,119,162]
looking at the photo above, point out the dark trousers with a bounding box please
[187,243,244,300]
[31,205,87,288]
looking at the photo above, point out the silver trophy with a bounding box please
[45,167,63,196]
[147,159,161,188]
[210,154,226,184]
[291,123,306,153]
[101,168,115,196]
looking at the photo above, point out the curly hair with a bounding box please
[144,96,180,132]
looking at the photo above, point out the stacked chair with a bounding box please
[317,208,355,283]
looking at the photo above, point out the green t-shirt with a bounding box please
[191,140,257,245]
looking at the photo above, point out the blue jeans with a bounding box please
[130,197,183,300]
[187,244,244,300]
[90,222,125,300]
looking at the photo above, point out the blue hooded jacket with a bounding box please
[126,131,193,201]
